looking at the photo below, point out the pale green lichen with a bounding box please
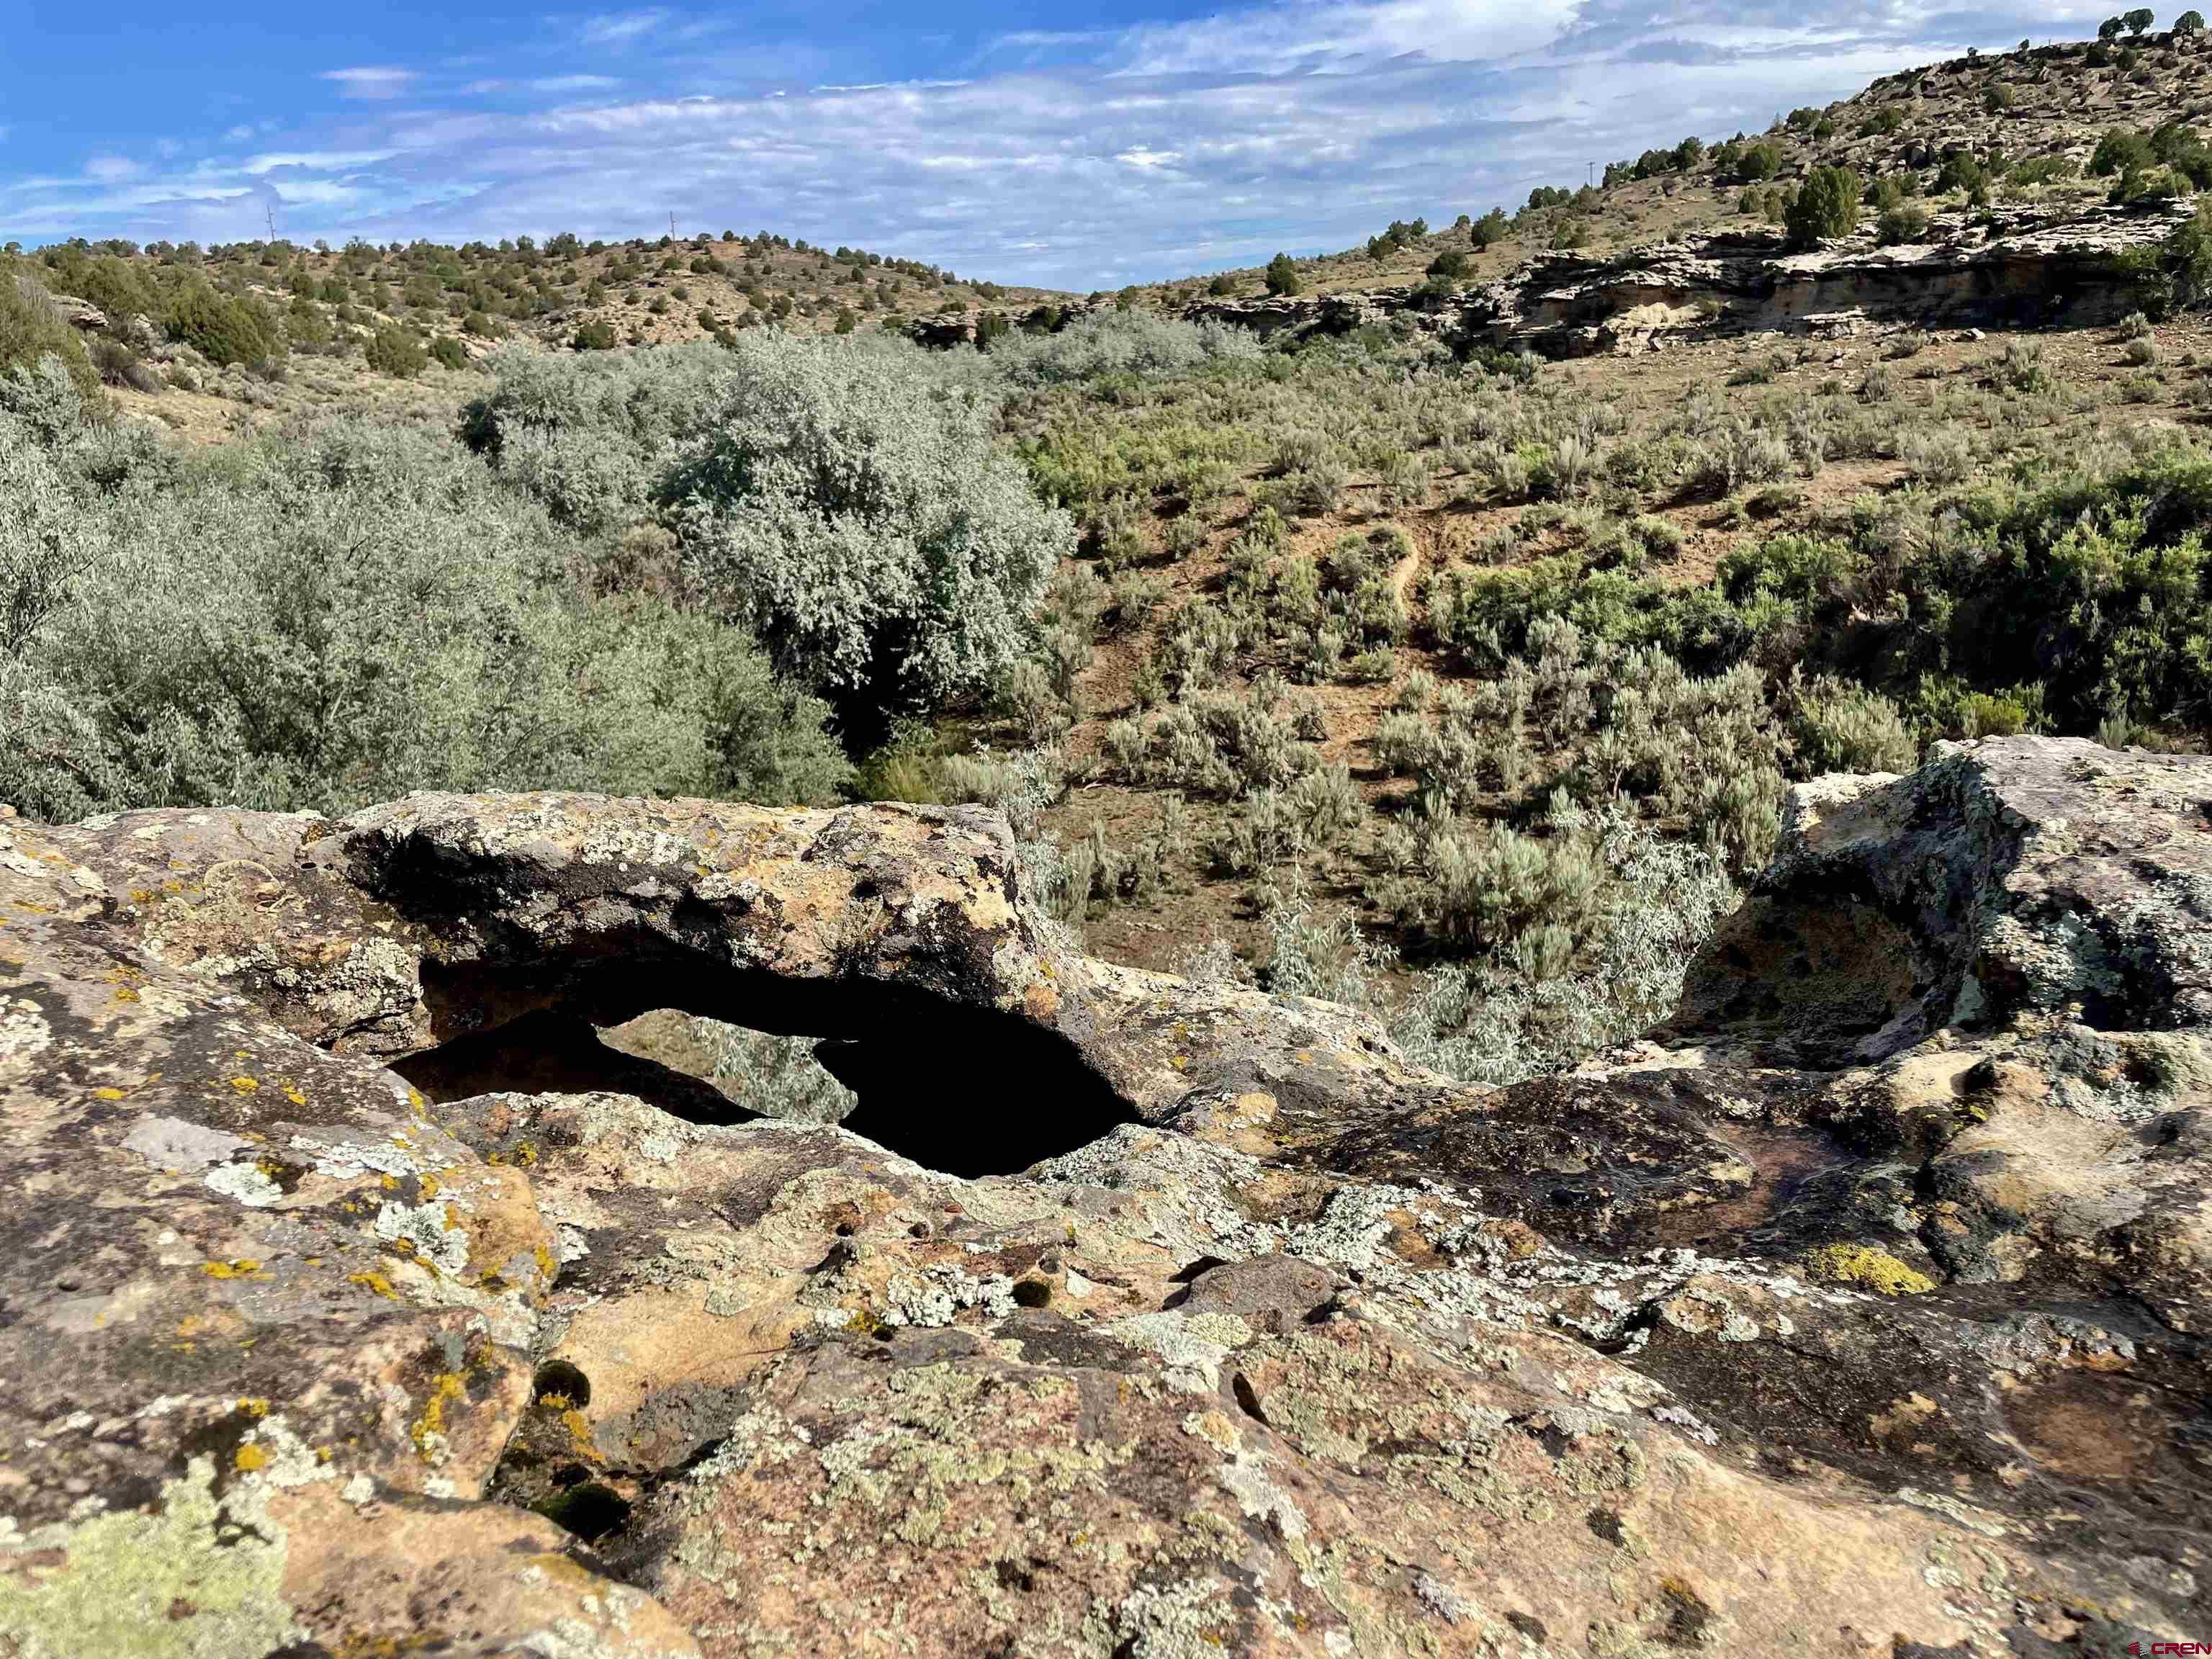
[1111,1574,1238,1659]
[1105,1310,1252,1392]
[204,1160,284,1208]
[374,1197,470,1276]
[0,1457,295,1659]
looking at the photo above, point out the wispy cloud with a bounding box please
[320,66,417,99]
[240,150,400,176]
[578,9,670,48]
[3,1,2088,282]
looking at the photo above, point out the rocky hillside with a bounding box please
[895,26,2212,359]
[0,734,2205,1655]
[1136,22,2212,306]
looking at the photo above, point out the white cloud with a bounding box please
[578,9,669,48]
[1107,0,1579,76]
[84,156,138,181]
[240,150,399,176]
[320,66,417,99]
[7,1,2080,283]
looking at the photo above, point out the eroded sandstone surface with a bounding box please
[0,736,2205,1655]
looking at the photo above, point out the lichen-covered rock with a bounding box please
[1,739,2207,1655]
[1679,736,2212,1058]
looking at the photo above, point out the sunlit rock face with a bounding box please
[0,737,2205,1655]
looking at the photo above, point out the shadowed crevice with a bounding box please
[395,950,1138,1177]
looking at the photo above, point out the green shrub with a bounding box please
[1786,166,1862,248]
[1732,140,1785,182]
[2092,127,2156,176]
[1264,253,1303,297]
[162,280,279,368]
[1875,203,1930,244]
[2169,199,2212,308]
[364,325,428,378]
[1791,677,1917,773]
[44,253,158,325]
[0,270,98,398]
[89,336,161,393]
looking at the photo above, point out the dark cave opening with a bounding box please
[390,950,1139,1178]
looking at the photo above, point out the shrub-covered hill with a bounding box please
[1,225,1070,439]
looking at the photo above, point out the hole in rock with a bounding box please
[532,1360,592,1408]
[533,1480,631,1543]
[1231,1372,1269,1426]
[395,952,1138,1177]
[394,1007,747,1124]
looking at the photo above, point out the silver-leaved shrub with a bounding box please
[0,362,850,820]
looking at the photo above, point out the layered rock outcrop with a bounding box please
[915,201,2188,359]
[0,737,2204,1655]
[1465,202,2189,356]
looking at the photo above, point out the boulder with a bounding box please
[49,295,105,332]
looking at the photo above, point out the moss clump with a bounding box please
[1804,1243,1936,1296]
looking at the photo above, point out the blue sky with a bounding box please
[1,0,2114,287]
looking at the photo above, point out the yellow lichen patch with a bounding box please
[229,1076,259,1093]
[1804,1244,1936,1297]
[410,1372,467,1462]
[200,1259,263,1280]
[346,1270,398,1300]
[236,1397,269,1417]
[92,1087,127,1101]
[283,1086,307,1106]
[233,1443,267,1473]
[562,1408,601,1463]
